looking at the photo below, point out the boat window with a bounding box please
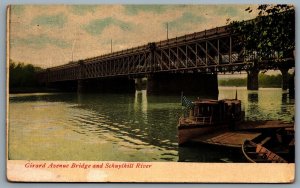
[194,106,199,116]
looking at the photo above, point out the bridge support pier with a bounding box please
[289,72,295,98]
[135,78,147,91]
[247,69,259,90]
[46,80,77,92]
[147,73,218,98]
[280,68,289,91]
[77,80,83,93]
[76,77,136,93]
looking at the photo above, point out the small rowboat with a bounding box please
[242,140,287,163]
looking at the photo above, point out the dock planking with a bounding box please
[190,131,261,148]
[237,120,294,131]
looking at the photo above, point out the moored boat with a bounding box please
[178,98,244,145]
[242,139,287,163]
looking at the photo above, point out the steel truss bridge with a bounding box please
[40,20,294,83]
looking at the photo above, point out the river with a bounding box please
[8,87,294,162]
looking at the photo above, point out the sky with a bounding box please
[8,4,259,68]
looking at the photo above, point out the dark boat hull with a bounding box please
[178,124,227,145]
[242,140,287,163]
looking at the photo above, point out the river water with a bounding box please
[8,87,294,162]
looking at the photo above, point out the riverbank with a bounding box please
[9,87,61,94]
[218,73,293,88]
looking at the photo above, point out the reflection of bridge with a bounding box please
[39,19,294,95]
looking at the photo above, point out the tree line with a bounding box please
[9,59,43,92]
[228,5,294,62]
[218,73,291,88]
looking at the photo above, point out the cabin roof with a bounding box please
[223,99,241,104]
[193,99,219,105]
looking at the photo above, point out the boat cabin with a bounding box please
[187,99,244,125]
[178,98,245,145]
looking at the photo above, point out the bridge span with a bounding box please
[39,19,294,95]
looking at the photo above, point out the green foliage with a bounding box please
[219,73,291,88]
[228,5,295,61]
[218,78,247,87]
[258,73,283,88]
[9,59,43,89]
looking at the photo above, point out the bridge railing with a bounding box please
[156,25,228,48]
[84,44,149,64]
[40,12,294,83]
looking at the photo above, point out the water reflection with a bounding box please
[134,90,148,118]
[9,87,294,161]
[178,144,247,163]
[282,93,288,104]
[248,92,258,103]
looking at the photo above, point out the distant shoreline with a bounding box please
[218,73,286,88]
[9,87,60,94]
[218,84,282,88]
[9,86,285,95]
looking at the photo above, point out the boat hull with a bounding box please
[178,124,225,145]
[242,140,288,163]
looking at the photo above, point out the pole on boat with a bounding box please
[181,91,183,106]
[180,91,185,118]
[235,87,238,100]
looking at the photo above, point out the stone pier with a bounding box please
[289,73,295,98]
[280,68,289,91]
[77,77,135,93]
[247,69,259,90]
[46,80,77,92]
[147,72,219,98]
[77,79,83,93]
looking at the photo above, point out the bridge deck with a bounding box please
[39,17,294,83]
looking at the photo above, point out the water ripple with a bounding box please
[9,87,294,161]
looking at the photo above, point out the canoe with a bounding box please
[242,139,287,163]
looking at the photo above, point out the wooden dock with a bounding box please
[182,120,294,148]
[190,131,262,148]
[237,120,294,131]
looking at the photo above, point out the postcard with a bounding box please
[6,4,295,182]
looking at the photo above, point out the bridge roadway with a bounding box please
[40,19,294,93]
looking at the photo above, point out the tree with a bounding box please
[9,59,43,89]
[228,5,295,64]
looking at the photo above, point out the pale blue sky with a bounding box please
[9,4,259,68]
